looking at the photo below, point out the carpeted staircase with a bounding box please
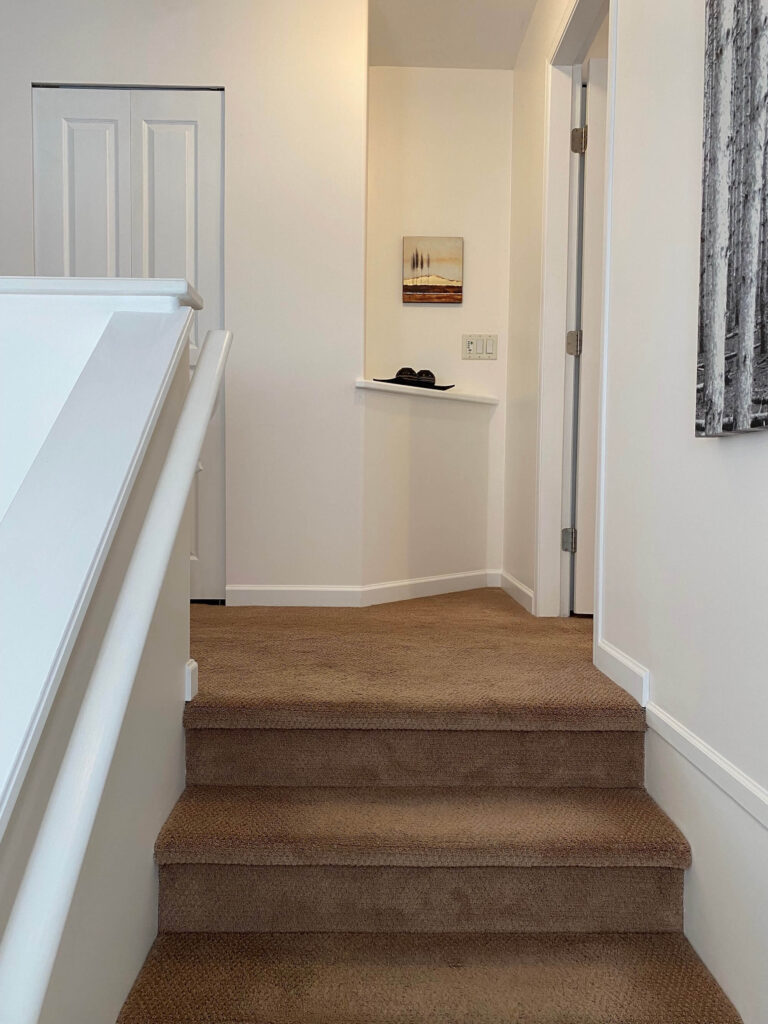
[118,589,742,1023]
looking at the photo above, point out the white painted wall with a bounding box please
[505,0,767,1017]
[0,358,189,1024]
[604,0,768,795]
[601,3,768,1015]
[0,0,368,593]
[368,0,537,70]
[362,391,495,585]
[365,67,513,579]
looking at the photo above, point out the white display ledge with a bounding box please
[356,379,499,406]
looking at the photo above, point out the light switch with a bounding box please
[463,334,498,360]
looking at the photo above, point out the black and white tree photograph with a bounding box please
[698,0,768,435]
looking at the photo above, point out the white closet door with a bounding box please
[33,88,132,276]
[573,59,608,615]
[130,90,225,600]
[33,87,226,601]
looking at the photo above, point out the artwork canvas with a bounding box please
[403,236,463,304]
[698,0,768,435]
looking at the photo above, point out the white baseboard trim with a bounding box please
[226,571,494,608]
[360,570,491,606]
[593,637,650,705]
[498,572,535,613]
[226,585,362,607]
[647,701,768,831]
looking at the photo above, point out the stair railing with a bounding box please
[0,328,232,1024]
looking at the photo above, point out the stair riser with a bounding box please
[159,864,682,933]
[185,729,644,788]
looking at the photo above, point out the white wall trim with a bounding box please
[499,571,535,613]
[593,632,768,834]
[647,702,768,832]
[592,1,619,668]
[595,637,768,832]
[362,571,492,606]
[226,571,497,608]
[532,63,574,618]
[226,585,363,608]
[594,636,649,705]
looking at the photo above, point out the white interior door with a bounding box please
[572,59,608,615]
[33,86,225,600]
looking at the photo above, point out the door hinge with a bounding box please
[566,329,583,356]
[571,125,588,154]
[561,527,577,553]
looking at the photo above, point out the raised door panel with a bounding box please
[130,91,223,349]
[134,120,197,288]
[33,88,132,276]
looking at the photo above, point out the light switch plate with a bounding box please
[463,334,498,360]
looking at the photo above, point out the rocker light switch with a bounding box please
[463,334,498,360]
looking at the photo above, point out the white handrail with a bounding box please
[0,329,232,1024]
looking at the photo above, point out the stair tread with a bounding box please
[155,786,690,868]
[185,592,644,732]
[117,931,742,1024]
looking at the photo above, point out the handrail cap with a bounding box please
[0,277,203,310]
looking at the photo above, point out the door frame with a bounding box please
[532,0,616,644]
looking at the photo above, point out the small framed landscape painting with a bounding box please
[403,236,463,304]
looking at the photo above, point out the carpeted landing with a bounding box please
[118,589,742,1023]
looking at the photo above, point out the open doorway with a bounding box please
[533,0,610,619]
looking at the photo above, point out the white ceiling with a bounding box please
[368,0,538,70]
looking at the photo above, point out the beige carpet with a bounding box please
[118,932,742,1024]
[117,589,741,1023]
[185,589,644,731]
[186,726,645,787]
[158,864,684,934]
[155,785,690,868]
